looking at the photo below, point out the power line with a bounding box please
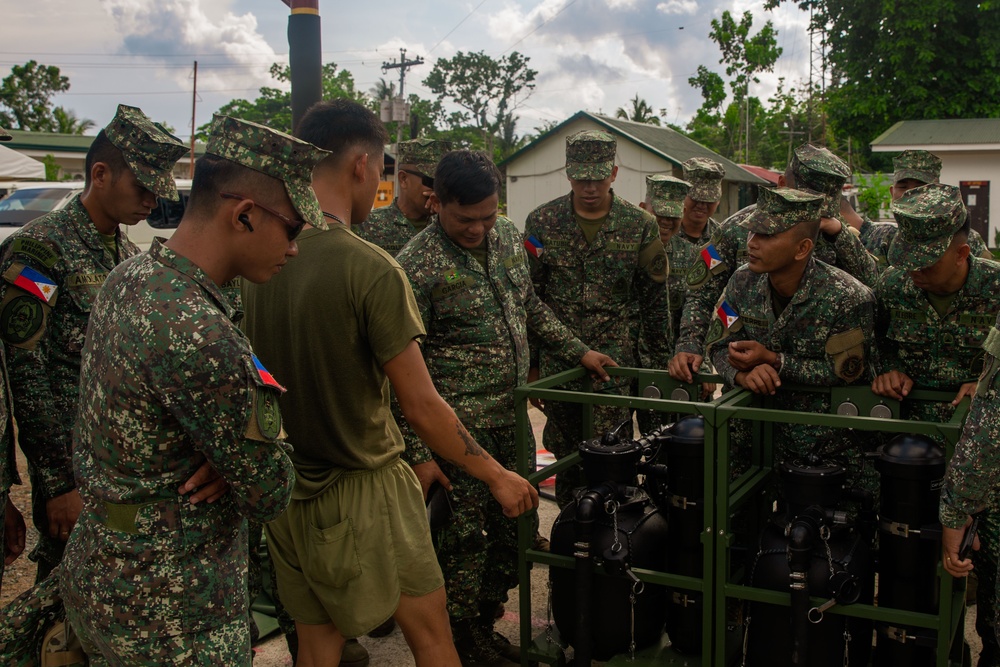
[501,0,580,54]
[428,0,489,55]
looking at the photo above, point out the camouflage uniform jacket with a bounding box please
[354,200,424,256]
[60,239,294,636]
[0,349,17,496]
[876,255,1000,390]
[941,314,1000,527]
[707,256,876,392]
[861,217,993,272]
[398,215,588,439]
[0,195,140,500]
[523,192,671,373]
[665,219,719,353]
[677,203,877,357]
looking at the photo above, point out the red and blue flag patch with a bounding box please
[252,355,286,392]
[524,235,544,259]
[13,265,57,304]
[717,301,740,329]
[700,244,722,270]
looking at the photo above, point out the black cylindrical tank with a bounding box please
[873,434,946,666]
[549,487,669,661]
[744,459,874,667]
[663,415,706,654]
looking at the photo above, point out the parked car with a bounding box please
[0,180,190,249]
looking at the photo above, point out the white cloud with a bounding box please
[657,1,698,15]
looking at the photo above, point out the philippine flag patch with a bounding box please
[700,244,722,270]
[13,265,57,304]
[717,301,740,329]
[524,235,544,259]
[252,355,286,392]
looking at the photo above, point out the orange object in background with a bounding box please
[373,181,394,209]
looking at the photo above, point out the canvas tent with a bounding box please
[0,144,44,180]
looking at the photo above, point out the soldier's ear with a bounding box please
[795,237,814,261]
[428,192,441,214]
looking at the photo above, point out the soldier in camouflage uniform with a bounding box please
[872,184,1000,666]
[59,114,322,664]
[397,150,614,667]
[354,138,451,255]
[0,105,192,582]
[670,143,877,385]
[523,130,671,508]
[705,187,877,480]
[861,150,993,271]
[0,127,26,590]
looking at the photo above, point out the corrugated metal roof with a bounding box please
[870,119,1000,147]
[502,111,768,185]
[2,130,208,155]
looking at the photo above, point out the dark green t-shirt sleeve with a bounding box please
[365,265,426,367]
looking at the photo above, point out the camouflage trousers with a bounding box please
[27,464,66,583]
[434,425,537,621]
[974,511,1000,665]
[543,390,632,509]
[66,604,251,666]
[249,521,299,659]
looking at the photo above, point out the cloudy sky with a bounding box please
[2,0,813,141]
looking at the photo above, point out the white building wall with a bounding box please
[938,151,1000,247]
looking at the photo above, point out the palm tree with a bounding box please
[615,94,663,126]
[370,78,397,101]
[52,106,95,135]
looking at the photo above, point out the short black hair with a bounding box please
[295,99,388,160]
[434,150,501,207]
[185,154,285,219]
[793,217,822,244]
[85,130,129,188]
[952,211,972,244]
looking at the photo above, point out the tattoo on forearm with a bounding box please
[456,422,489,461]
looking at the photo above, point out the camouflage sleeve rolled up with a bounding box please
[706,279,749,388]
[941,323,1000,528]
[872,271,899,372]
[518,242,590,367]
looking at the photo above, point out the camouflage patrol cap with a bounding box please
[205,114,332,230]
[566,130,616,180]
[0,127,10,141]
[739,187,824,235]
[397,138,451,175]
[681,157,725,202]
[790,144,850,217]
[887,183,967,270]
[893,150,942,186]
[103,104,188,201]
[645,174,690,217]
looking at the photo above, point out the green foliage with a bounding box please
[199,62,369,138]
[52,107,95,135]
[423,50,537,157]
[41,154,61,181]
[615,94,663,126]
[764,0,1000,167]
[855,172,891,220]
[0,61,71,131]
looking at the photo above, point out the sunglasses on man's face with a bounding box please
[220,193,306,241]
[399,169,435,190]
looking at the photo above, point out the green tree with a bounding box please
[52,106,95,135]
[0,60,71,131]
[423,50,537,157]
[855,172,891,220]
[707,11,782,161]
[200,62,369,138]
[615,94,663,126]
[765,0,1000,168]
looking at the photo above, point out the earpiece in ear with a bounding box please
[238,214,254,232]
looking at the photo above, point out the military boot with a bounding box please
[452,619,519,667]
[339,638,370,667]
[477,603,521,664]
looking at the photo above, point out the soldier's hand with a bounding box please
[179,461,230,504]
[951,382,977,407]
[736,365,781,395]
[699,382,717,401]
[489,469,539,518]
[412,461,452,501]
[4,498,25,566]
[527,366,544,411]
[942,520,978,577]
[580,350,616,382]
[668,352,703,383]
[727,341,776,372]
[820,217,842,237]
[47,489,82,541]
[871,370,913,400]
